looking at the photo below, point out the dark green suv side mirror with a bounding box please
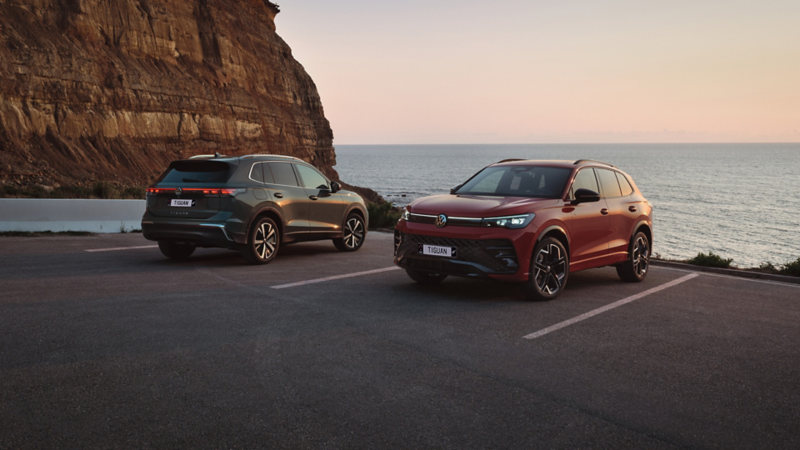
[330,181,341,193]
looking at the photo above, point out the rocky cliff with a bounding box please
[0,0,339,187]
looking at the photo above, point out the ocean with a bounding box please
[334,143,800,268]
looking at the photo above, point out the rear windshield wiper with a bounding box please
[181,178,201,182]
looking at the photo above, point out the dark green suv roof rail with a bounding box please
[187,152,230,159]
[188,153,304,161]
[574,159,615,168]
[240,154,303,161]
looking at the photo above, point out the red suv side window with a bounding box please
[616,172,634,196]
[569,168,600,199]
[596,168,622,198]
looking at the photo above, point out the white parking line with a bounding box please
[653,265,800,289]
[271,266,402,289]
[523,273,699,340]
[85,245,159,253]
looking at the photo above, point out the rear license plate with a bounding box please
[170,199,195,207]
[419,244,457,258]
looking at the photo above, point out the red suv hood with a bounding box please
[408,194,558,217]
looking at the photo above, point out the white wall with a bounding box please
[0,199,146,233]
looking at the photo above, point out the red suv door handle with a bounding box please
[629,206,637,212]
[600,208,609,215]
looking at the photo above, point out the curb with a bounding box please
[651,260,800,285]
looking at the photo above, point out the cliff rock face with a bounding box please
[0,0,338,186]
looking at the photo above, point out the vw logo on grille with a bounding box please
[435,214,447,228]
[175,187,182,197]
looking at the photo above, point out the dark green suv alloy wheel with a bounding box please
[242,217,280,265]
[333,214,366,252]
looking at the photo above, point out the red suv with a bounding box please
[393,159,653,300]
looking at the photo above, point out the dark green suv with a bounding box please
[142,154,368,264]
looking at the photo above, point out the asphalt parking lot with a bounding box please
[1,232,799,449]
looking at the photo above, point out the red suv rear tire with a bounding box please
[616,231,649,282]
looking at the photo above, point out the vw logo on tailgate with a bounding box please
[435,214,447,228]
[175,187,182,197]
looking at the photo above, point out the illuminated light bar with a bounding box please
[182,188,221,195]
[146,188,175,194]
[146,187,242,196]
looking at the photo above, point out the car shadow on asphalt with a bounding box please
[390,277,526,304]
[386,267,628,305]
[148,242,344,268]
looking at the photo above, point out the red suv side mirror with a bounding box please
[573,188,600,204]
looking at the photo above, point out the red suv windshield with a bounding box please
[456,166,571,198]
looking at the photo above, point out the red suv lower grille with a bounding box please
[395,232,519,274]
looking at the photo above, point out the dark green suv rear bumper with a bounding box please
[141,210,248,249]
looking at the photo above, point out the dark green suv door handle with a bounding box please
[309,195,318,200]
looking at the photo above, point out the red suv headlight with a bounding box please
[480,213,535,229]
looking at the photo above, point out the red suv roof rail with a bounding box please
[573,159,616,168]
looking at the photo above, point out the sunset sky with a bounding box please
[277,0,799,144]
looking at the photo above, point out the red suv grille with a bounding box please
[395,232,519,274]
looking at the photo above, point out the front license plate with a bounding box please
[170,199,194,207]
[419,244,457,258]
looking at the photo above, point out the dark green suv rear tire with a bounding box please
[242,217,280,265]
[158,240,196,261]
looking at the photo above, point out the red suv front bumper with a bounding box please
[393,220,538,282]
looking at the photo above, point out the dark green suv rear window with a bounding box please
[157,161,234,184]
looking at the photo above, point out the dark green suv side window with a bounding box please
[250,162,275,184]
[268,162,299,187]
[295,164,329,190]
